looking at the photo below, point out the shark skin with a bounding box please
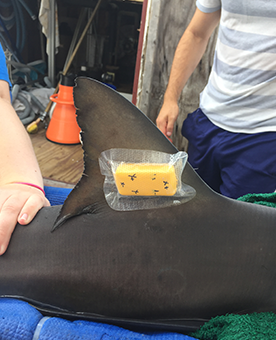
[1,78,276,333]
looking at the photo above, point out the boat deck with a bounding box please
[30,126,83,188]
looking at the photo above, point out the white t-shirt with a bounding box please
[197,0,276,133]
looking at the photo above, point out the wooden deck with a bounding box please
[30,127,84,188]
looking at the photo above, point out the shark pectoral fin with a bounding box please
[52,158,106,230]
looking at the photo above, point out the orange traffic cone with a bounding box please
[46,75,81,144]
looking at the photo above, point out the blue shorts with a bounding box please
[181,108,276,199]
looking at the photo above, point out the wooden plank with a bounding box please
[30,128,84,185]
[132,0,148,105]
[136,0,218,150]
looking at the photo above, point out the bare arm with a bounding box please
[156,8,221,137]
[0,80,50,255]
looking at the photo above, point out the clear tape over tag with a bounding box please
[99,149,196,211]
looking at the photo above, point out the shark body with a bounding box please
[1,78,276,333]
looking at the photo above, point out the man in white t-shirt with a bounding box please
[156,1,276,198]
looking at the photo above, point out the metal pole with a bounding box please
[63,0,104,76]
[48,0,56,86]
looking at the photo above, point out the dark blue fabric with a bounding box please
[44,186,72,205]
[182,108,276,199]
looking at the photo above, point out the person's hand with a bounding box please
[0,183,50,255]
[156,100,179,138]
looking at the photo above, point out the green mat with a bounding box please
[191,192,276,340]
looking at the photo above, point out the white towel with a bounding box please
[39,0,60,55]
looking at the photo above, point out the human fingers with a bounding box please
[165,117,175,137]
[156,102,179,137]
[17,193,50,226]
[0,188,50,255]
[165,103,179,137]
[0,193,24,255]
[156,104,171,135]
[156,112,169,136]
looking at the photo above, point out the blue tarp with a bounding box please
[0,298,196,340]
[44,186,72,206]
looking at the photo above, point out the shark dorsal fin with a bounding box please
[53,77,209,229]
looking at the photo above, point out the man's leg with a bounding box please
[182,108,223,193]
[218,131,276,199]
[182,109,276,199]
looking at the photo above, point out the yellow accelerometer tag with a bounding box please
[114,163,177,196]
